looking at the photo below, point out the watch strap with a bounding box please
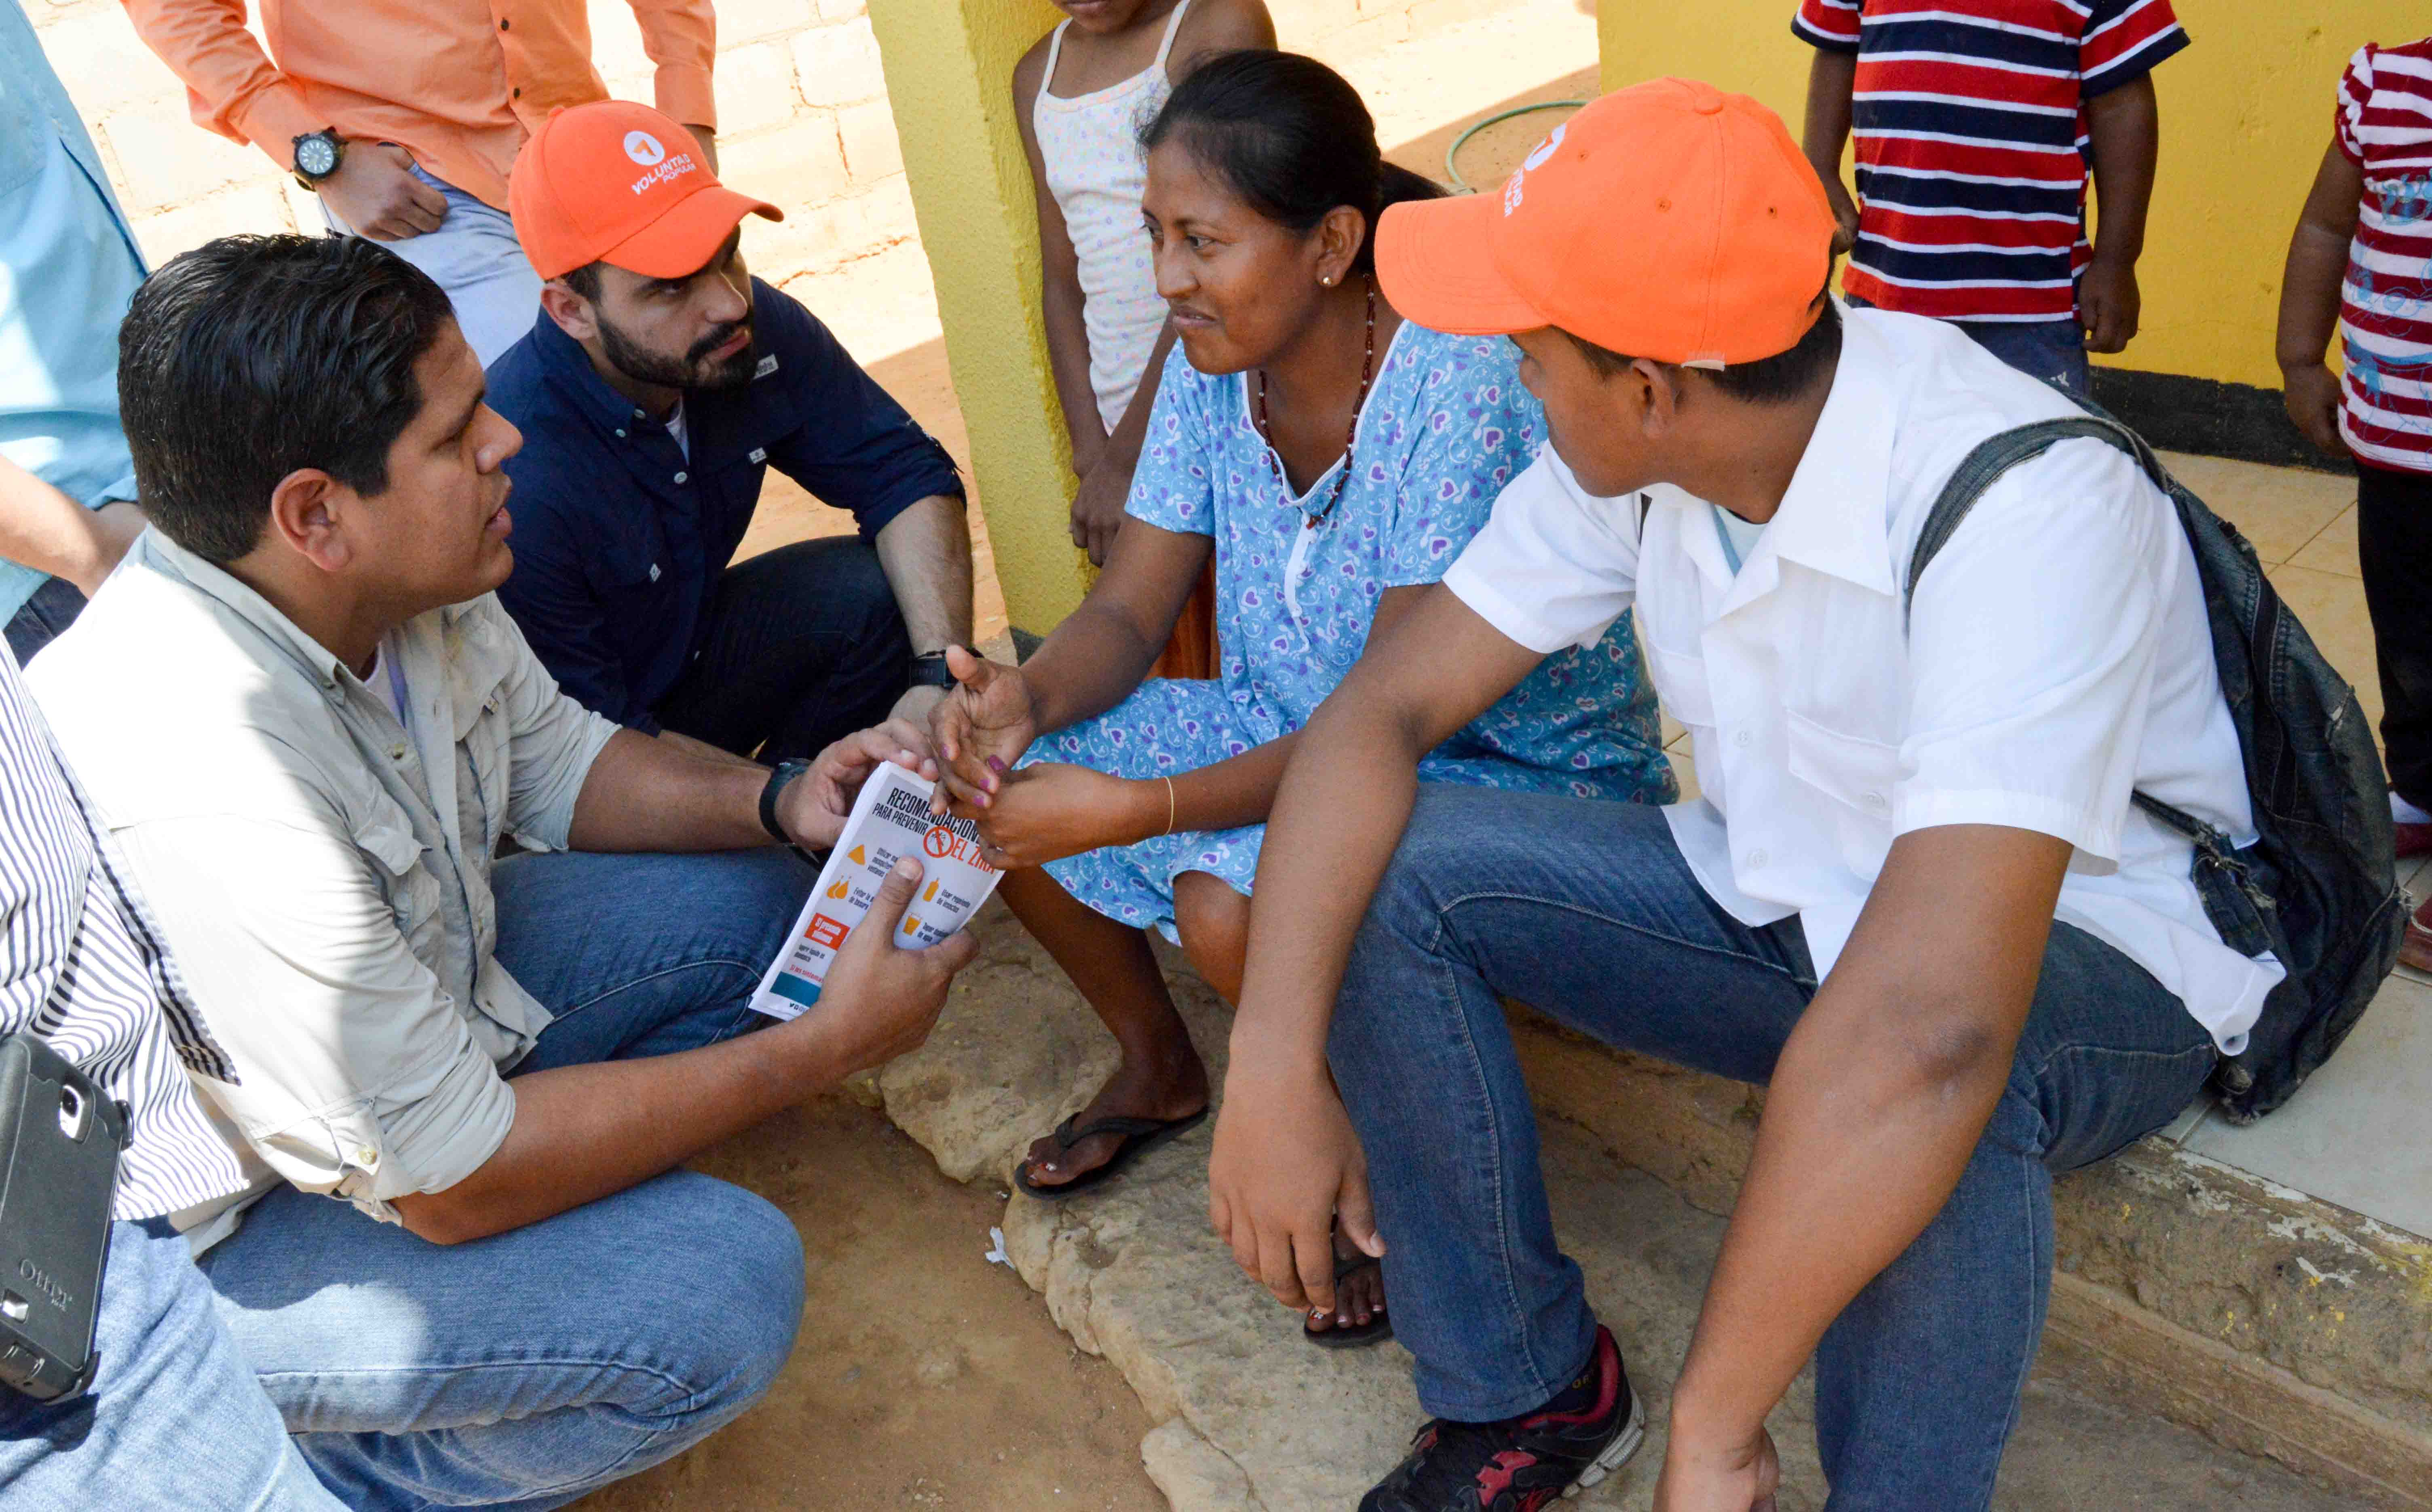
[759,758,811,843]
[907,651,958,690]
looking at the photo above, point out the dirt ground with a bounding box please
[571,1094,1164,1512]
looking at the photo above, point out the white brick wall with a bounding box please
[28,0,920,282]
[25,0,1507,282]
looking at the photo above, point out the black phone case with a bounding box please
[0,1032,126,1402]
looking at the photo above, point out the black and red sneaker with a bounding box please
[1359,1326,1644,1512]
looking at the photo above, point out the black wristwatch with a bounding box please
[291,127,345,192]
[759,757,811,843]
[907,650,957,690]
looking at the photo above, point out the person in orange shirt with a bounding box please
[120,0,718,366]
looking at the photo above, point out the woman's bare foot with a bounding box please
[1020,1040,1209,1189]
[1304,1228,1389,1339]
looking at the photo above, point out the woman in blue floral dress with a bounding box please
[925,51,1671,1341]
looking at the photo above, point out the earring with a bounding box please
[1321,275,1334,287]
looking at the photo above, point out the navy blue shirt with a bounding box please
[485,278,963,730]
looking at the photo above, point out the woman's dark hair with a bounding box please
[117,234,456,564]
[1140,49,1441,274]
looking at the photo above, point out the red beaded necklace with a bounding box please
[1254,278,1377,531]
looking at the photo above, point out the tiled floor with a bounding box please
[1655,451,2431,1240]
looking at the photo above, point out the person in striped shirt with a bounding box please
[1796,0,2189,395]
[0,649,345,1509]
[2278,33,2432,964]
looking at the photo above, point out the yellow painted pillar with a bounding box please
[1593,1,2424,391]
[867,0,1086,637]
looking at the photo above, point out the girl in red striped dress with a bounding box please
[2278,32,2432,964]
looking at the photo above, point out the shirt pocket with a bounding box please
[1642,639,1716,733]
[355,811,444,958]
[1785,709,1900,820]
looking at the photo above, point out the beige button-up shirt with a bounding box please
[27,532,618,1242]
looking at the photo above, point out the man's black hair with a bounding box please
[118,234,458,564]
[1564,293,1843,406]
[559,260,604,301]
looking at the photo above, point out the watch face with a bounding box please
[296,135,337,178]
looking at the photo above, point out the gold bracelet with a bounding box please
[1163,776,1177,836]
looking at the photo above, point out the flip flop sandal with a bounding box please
[1304,1252,1393,1350]
[1012,1108,1208,1201]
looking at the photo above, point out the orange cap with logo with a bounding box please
[508,101,782,282]
[1376,78,1835,368]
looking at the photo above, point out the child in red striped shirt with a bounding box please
[1796,0,2187,395]
[2278,33,2432,953]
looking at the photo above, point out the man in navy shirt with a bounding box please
[489,101,971,766]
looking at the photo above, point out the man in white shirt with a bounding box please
[28,234,974,1508]
[1191,82,2266,1510]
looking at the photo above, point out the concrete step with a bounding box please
[877,903,2425,1510]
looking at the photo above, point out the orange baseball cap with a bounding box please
[508,101,781,282]
[1377,78,1835,368]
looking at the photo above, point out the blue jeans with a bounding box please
[1956,316,2091,397]
[195,846,815,1511]
[1844,293,2090,397]
[1329,788,2215,1511]
[318,167,542,368]
[654,536,914,765]
[0,1219,345,1511]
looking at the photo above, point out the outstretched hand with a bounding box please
[927,645,1040,816]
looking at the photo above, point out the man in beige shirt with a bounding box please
[29,232,968,1507]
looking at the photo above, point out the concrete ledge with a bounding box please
[2042,1276,2432,1511]
[876,905,2417,1509]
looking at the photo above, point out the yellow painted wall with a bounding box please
[866,0,1086,635]
[1596,2,2421,391]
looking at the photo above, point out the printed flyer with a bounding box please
[750,763,1001,1021]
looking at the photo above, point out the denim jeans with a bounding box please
[194,846,815,1511]
[0,1219,345,1511]
[1955,316,2092,398]
[318,167,543,368]
[653,536,914,765]
[1843,294,2090,397]
[1329,787,2215,1511]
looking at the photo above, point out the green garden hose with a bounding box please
[1444,100,1588,194]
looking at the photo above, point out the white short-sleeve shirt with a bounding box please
[1443,306,2279,1053]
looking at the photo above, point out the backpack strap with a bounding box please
[1903,412,2172,626]
[1901,410,2251,862]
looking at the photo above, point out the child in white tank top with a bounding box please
[1015,0,1273,604]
